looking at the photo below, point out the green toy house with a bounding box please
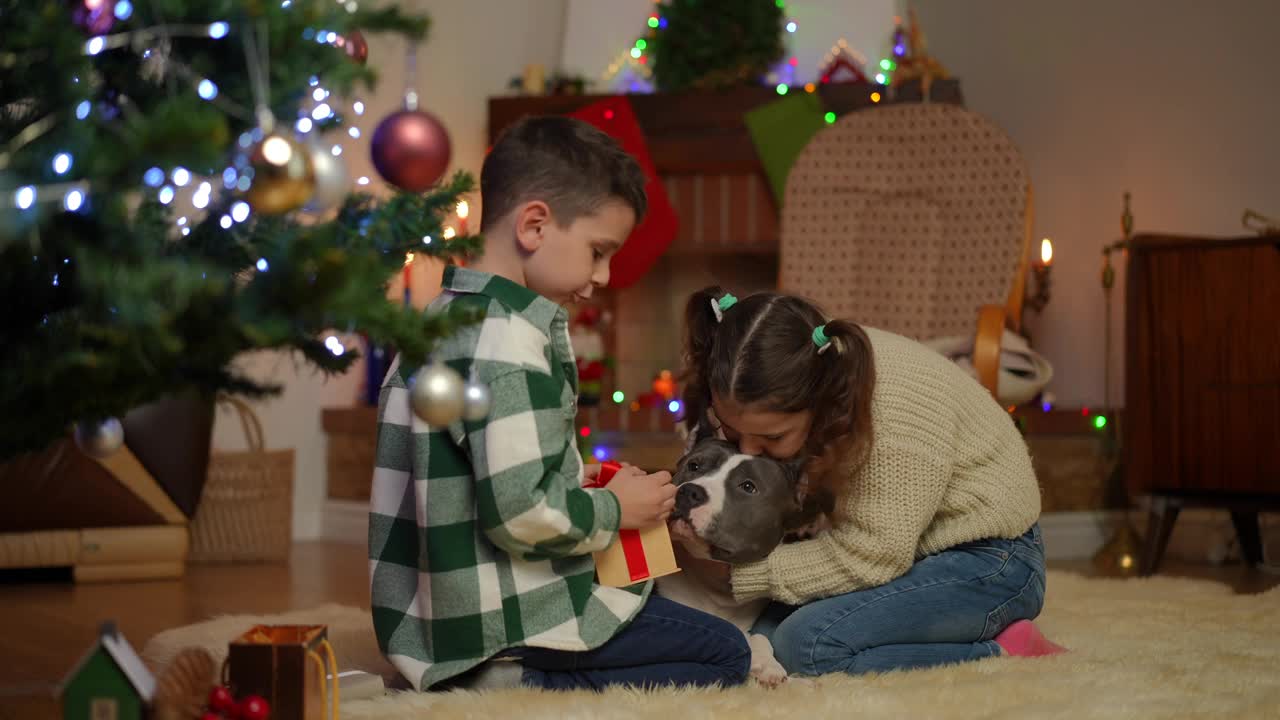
[59,622,155,720]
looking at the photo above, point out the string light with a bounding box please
[612,391,625,403]
[256,258,269,272]
[85,37,106,56]
[308,75,319,86]
[875,73,886,84]
[52,153,73,175]
[231,201,250,223]
[1094,415,1108,429]
[207,22,229,39]
[197,79,218,100]
[668,399,682,414]
[181,227,191,236]
[347,127,360,138]
[648,16,659,28]
[63,189,84,212]
[171,167,191,186]
[356,176,369,185]
[222,167,237,188]
[295,117,313,133]
[775,83,788,95]
[593,447,609,461]
[786,21,797,32]
[312,88,327,101]
[579,427,591,438]
[114,1,133,20]
[325,335,345,356]
[144,167,164,186]
[76,101,91,120]
[442,227,456,240]
[421,235,432,245]
[331,144,342,156]
[455,200,469,219]
[177,217,188,226]
[192,185,211,209]
[353,101,365,115]
[870,91,882,103]
[824,111,836,124]
[630,48,642,59]
[158,185,175,204]
[14,187,35,209]
[311,103,332,120]
[220,215,233,229]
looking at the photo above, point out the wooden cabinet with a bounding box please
[1124,233,1280,572]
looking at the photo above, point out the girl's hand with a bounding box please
[673,543,733,594]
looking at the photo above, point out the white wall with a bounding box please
[913,0,1280,408]
[211,0,568,539]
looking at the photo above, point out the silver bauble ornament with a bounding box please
[74,417,124,458]
[461,379,493,422]
[410,363,465,426]
[304,142,349,213]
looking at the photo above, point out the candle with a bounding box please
[1040,238,1053,266]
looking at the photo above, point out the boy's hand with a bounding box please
[583,461,636,486]
[609,467,676,529]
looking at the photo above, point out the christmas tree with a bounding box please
[0,0,481,460]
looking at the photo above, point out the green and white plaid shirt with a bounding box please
[368,266,650,690]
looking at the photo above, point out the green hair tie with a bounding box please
[813,324,834,354]
[711,293,738,322]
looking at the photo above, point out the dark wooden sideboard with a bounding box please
[1124,233,1280,573]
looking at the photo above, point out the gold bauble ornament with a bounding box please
[244,133,314,214]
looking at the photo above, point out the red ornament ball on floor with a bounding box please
[207,685,236,714]
[369,109,452,192]
[239,694,271,720]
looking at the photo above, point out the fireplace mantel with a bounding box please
[487,82,961,175]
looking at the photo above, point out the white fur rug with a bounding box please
[142,572,1280,719]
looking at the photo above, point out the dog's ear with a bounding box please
[685,408,719,449]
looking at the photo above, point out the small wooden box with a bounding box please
[226,625,334,720]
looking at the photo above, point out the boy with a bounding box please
[368,117,750,692]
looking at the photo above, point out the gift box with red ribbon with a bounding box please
[584,461,681,587]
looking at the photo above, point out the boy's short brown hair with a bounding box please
[480,116,647,230]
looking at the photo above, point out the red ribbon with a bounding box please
[584,460,651,582]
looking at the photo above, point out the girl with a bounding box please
[676,287,1065,678]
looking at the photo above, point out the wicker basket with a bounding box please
[189,397,294,564]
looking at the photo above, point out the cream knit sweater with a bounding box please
[731,327,1041,605]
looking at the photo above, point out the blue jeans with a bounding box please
[505,595,750,691]
[753,524,1047,677]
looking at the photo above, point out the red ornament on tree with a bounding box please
[238,695,271,720]
[370,106,452,192]
[207,686,237,715]
[70,0,114,35]
[343,30,368,65]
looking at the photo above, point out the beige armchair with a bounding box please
[778,103,1034,397]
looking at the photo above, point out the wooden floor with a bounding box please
[2,542,1276,687]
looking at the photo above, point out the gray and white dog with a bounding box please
[657,435,832,686]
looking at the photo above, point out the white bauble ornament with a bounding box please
[410,363,465,426]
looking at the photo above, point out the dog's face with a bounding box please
[668,439,805,564]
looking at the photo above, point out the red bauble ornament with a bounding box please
[70,0,114,35]
[370,109,451,192]
[207,686,237,715]
[238,695,271,720]
[343,30,368,65]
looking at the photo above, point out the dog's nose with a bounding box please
[675,483,709,514]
